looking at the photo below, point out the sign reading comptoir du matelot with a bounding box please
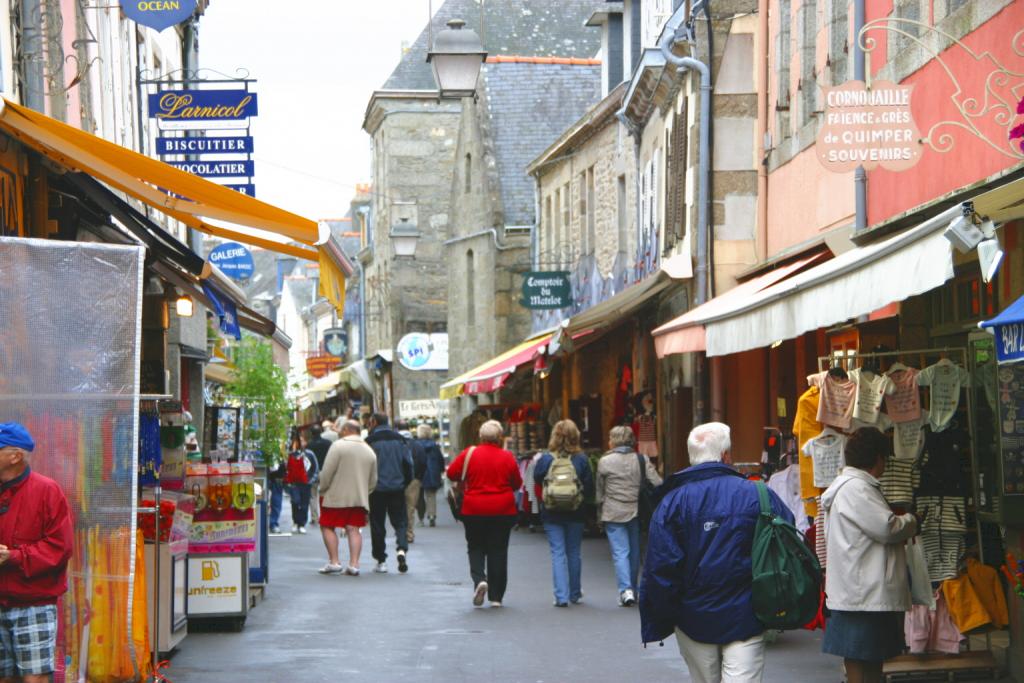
[121,0,197,32]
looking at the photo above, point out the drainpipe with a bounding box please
[756,0,769,261]
[20,0,45,112]
[854,0,867,232]
[660,18,712,424]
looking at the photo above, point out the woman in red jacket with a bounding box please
[447,420,523,608]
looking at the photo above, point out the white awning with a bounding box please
[701,205,959,357]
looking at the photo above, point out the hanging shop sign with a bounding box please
[397,332,449,371]
[521,271,571,309]
[398,399,442,419]
[224,184,256,196]
[208,242,254,282]
[156,136,254,156]
[148,90,259,127]
[169,160,255,178]
[306,352,342,379]
[323,328,349,360]
[816,80,923,173]
[202,283,241,340]
[121,0,197,32]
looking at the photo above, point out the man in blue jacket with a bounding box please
[365,413,414,574]
[640,422,793,682]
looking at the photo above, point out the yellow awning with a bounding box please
[439,332,553,400]
[0,97,349,315]
[0,98,317,242]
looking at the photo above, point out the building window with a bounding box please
[799,0,819,126]
[830,0,848,85]
[892,0,921,59]
[464,153,472,194]
[617,175,628,257]
[553,187,561,265]
[586,167,596,257]
[561,183,571,268]
[466,249,476,326]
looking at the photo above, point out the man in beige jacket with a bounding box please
[317,421,378,575]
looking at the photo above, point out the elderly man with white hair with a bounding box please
[0,423,73,683]
[639,422,793,683]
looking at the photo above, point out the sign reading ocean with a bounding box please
[149,90,258,130]
[121,0,197,32]
[170,161,254,178]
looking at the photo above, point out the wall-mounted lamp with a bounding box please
[390,217,421,258]
[176,294,195,317]
[427,19,487,99]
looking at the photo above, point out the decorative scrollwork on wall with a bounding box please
[859,18,1024,160]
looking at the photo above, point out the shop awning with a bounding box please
[339,359,375,394]
[0,98,350,316]
[562,268,678,338]
[694,205,959,357]
[652,251,831,357]
[440,333,554,400]
[981,294,1024,363]
[973,175,1024,222]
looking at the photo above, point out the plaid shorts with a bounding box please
[0,604,58,677]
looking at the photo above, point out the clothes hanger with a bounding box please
[828,365,848,380]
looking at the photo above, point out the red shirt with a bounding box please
[446,444,523,517]
[0,469,74,607]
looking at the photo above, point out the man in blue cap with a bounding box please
[0,422,73,683]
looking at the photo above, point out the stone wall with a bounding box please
[363,95,461,405]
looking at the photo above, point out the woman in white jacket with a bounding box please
[821,428,923,683]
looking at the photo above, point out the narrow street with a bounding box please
[167,504,837,682]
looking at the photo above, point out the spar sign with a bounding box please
[817,80,923,173]
[121,0,197,32]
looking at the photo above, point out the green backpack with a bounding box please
[543,452,583,512]
[750,480,822,630]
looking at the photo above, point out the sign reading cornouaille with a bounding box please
[816,80,923,173]
[121,0,197,32]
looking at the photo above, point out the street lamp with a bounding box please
[427,19,487,99]
[389,217,421,258]
[176,294,194,317]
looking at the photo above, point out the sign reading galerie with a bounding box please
[121,0,196,32]
[816,80,923,173]
[521,271,571,309]
[208,242,254,281]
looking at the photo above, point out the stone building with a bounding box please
[361,0,602,416]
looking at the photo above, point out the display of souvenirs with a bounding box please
[803,428,846,488]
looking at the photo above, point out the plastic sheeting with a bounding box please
[0,237,143,682]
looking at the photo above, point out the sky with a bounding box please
[198,1,438,222]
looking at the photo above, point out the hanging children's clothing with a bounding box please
[803,428,846,488]
[885,364,922,422]
[794,384,824,516]
[848,367,897,424]
[879,455,919,505]
[918,428,970,496]
[767,464,809,533]
[905,590,963,655]
[816,374,856,429]
[893,409,929,460]
[814,495,827,569]
[942,565,1008,633]
[917,359,970,432]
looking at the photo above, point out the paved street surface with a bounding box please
[166,500,842,683]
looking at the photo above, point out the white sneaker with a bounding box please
[291,525,299,532]
[373,562,388,573]
[297,526,307,535]
[318,563,344,575]
[489,601,502,608]
[619,589,636,606]
[344,566,360,576]
[473,581,488,607]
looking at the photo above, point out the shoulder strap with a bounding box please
[754,479,772,518]
[636,453,649,485]
[461,446,476,480]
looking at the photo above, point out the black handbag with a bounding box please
[636,453,657,532]
[446,447,475,521]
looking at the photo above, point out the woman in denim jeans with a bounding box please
[533,420,594,607]
[596,426,662,607]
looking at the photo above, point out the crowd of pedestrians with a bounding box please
[268,410,925,683]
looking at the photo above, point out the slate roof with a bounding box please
[383,0,603,90]
[482,61,601,226]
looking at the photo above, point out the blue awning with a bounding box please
[981,294,1024,363]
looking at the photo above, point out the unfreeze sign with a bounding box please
[816,80,923,173]
[121,0,197,32]
[521,271,571,310]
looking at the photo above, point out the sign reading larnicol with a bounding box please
[121,0,197,31]
[148,90,259,128]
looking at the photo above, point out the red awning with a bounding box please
[653,251,831,358]
[461,334,554,396]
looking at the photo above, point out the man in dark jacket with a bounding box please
[639,422,793,682]
[415,424,446,527]
[365,413,413,573]
[0,423,73,683]
[395,420,427,543]
[305,425,332,526]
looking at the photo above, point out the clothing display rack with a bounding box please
[814,346,1003,680]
